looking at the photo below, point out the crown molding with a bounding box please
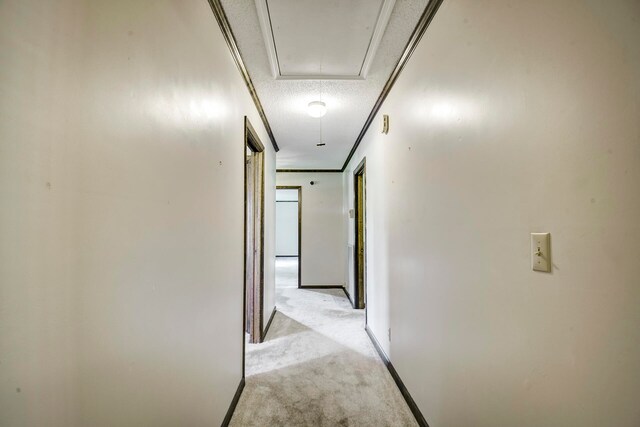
[207,0,279,152]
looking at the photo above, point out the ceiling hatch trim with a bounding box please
[207,0,279,152]
[255,0,396,80]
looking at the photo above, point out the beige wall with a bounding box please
[276,199,299,256]
[277,173,345,287]
[344,0,640,426]
[264,156,277,327]
[0,1,275,426]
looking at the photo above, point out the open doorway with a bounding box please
[354,159,366,310]
[275,186,301,288]
[244,117,265,345]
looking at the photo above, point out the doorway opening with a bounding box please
[354,158,366,310]
[275,186,302,289]
[244,117,265,345]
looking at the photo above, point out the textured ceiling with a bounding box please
[220,0,429,169]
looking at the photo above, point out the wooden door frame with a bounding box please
[275,186,302,288]
[353,158,367,313]
[244,117,265,352]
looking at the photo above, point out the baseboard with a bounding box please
[221,377,245,427]
[262,306,277,340]
[301,285,355,307]
[365,325,430,427]
[299,285,344,289]
[342,286,355,308]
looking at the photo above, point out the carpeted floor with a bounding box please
[275,257,298,288]
[229,287,418,427]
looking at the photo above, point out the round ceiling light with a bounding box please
[307,101,327,118]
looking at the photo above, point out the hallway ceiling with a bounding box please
[220,0,429,169]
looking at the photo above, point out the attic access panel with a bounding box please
[256,0,395,79]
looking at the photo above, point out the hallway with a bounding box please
[2,0,640,426]
[231,288,416,426]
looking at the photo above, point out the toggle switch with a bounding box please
[531,233,551,272]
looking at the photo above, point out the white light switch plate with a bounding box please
[531,233,551,272]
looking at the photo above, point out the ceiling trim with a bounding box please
[255,0,396,80]
[359,0,396,79]
[254,0,280,79]
[276,169,342,173]
[207,0,280,152]
[340,0,444,171]
[275,74,365,81]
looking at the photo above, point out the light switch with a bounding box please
[531,233,551,272]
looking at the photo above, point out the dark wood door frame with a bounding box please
[244,117,265,352]
[276,186,302,288]
[353,158,367,313]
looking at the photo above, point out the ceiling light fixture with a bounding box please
[307,101,327,118]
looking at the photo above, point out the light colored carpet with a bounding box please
[276,257,298,288]
[230,288,418,427]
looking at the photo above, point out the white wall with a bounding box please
[263,158,277,332]
[276,201,299,256]
[0,1,276,426]
[277,173,345,286]
[344,0,640,426]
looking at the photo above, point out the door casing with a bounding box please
[244,117,265,348]
[353,158,367,311]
